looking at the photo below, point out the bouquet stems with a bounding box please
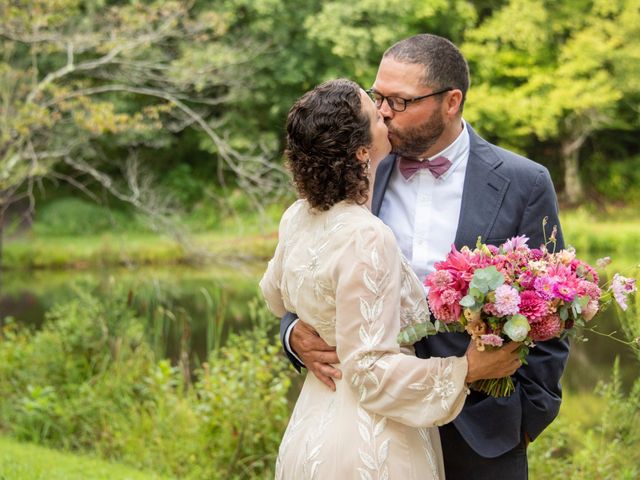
[471,377,515,397]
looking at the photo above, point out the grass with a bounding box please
[2,203,638,271]
[3,230,278,270]
[0,436,172,480]
[560,206,640,257]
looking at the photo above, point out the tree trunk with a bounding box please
[562,136,585,205]
[563,150,583,205]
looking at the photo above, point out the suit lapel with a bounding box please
[371,154,397,216]
[454,126,510,248]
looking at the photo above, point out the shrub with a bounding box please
[32,198,143,236]
[529,361,640,479]
[0,285,293,479]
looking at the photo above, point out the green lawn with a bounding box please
[3,230,278,270]
[0,436,172,480]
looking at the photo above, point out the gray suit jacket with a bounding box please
[281,123,569,458]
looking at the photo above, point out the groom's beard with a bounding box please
[388,109,445,158]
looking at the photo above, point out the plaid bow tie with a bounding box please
[398,155,452,180]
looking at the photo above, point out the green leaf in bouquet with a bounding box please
[487,316,502,330]
[469,266,504,294]
[460,294,477,308]
[397,322,438,344]
[559,306,569,321]
[518,345,530,365]
[469,287,485,300]
[570,297,590,318]
[573,295,590,314]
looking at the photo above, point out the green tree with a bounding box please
[462,0,640,204]
[0,0,287,290]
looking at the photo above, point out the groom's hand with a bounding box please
[291,320,341,391]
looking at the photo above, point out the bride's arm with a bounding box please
[335,223,469,428]
[259,202,304,317]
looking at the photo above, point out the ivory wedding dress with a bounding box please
[260,200,469,480]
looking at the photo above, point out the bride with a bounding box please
[260,79,521,479]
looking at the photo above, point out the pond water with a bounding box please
[1,254,638,393]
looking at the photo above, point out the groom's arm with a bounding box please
[281,313,342,390]
[516,167,569,441]
[280,312,304,372]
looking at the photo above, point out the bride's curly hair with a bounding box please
[285,79,371,211]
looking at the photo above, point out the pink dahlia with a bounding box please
[494,284,521,316]
[428,291,462,324]
[530,248,544,261]
[529,314,563,341]
[428,270,454,289]
[518,290,548,322]
[577,280,601,301]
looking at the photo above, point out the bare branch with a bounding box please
[43,83,286,195]
[25,5,187,103]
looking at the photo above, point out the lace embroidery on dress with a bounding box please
[350,246,389,402]
[408,362,457,413]
[418,428,440,480]
[400,253,430,328]
[286,210,348,339]
[357,405,390,480]
[302,398,336,480]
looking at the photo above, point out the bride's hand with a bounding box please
[291,320,342,391]
[464,340,522,384]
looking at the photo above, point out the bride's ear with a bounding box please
[355,146,369,163]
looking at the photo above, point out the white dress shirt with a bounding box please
[379,120,470,286]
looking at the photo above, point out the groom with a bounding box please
[282,34,569,479]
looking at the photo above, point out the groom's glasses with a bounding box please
[366,87,453,112]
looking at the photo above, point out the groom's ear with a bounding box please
[444,89,463,117]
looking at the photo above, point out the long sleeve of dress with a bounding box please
[259,201,302,318]
[336,223,469,429]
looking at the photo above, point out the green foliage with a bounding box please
[529,361,640,479]
[584,153,640,204]
[33,197,144,236]
[0,284,293,479]
[462,0,640,203]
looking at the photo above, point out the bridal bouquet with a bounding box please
[424,234,637,397]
